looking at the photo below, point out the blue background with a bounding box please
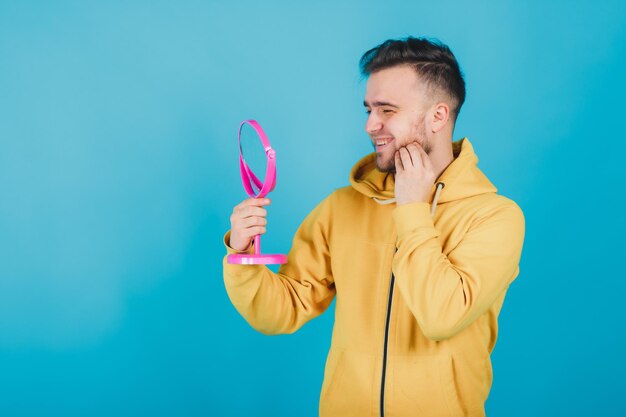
[1,0,625,416]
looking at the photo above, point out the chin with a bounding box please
[376,156,396,173]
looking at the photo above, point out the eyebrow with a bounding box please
[363,100,399,108]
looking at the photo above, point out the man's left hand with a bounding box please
[394,142,436,206]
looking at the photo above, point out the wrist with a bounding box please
[226,231,253,253]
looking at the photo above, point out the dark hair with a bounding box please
[359,36,466,123]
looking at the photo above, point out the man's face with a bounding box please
[363,65,433,173]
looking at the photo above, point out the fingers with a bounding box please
[243,215,267,228]
[396,147,413,172]
[229,198,272,250]
[235,204,268,219]
[401,147,414,167]
[413,143,433,170]
[236,197,271,210]
[232,198,270,223]
[240,225,267,237]
[396,142,431,171]
[405,143,424,169]
[394,150,404,172]
[234,198,267,214]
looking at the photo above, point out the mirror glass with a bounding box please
[239,122,267,195]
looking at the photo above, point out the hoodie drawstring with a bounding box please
[372,181,445,219]
[430,182,445,218]
[372,197,396,205]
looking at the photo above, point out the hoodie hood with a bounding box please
[350,138,498,215]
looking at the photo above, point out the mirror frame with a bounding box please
[238,119,276,198]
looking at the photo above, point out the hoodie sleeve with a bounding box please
[222,194,336,335]
[391,200,525,341]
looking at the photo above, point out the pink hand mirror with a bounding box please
[227,119,287,265]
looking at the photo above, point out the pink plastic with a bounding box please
[227,120,287,265]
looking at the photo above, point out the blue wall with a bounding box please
[1,0,625,415]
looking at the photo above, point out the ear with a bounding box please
[430,102,450,133]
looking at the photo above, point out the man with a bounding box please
[223,36,525,417]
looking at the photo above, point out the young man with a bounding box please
[223,37,525,417]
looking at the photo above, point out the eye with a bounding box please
[382,109,393,114]
[365,110,371,114]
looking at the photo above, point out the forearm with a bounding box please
[223,228,335,335]
[391,202,525,341]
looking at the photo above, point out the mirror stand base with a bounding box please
[227,254,287,265]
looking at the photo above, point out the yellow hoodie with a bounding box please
[222,137,525,417]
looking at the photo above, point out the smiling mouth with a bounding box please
[374,137,395,150]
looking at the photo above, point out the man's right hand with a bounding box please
[229,198,271,252]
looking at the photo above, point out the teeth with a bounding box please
[376,139,391,146]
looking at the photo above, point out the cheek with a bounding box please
[387,117,410,139]
[383,122,400,143]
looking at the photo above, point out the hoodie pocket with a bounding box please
[390,354,465,417]
[319,349,376,417]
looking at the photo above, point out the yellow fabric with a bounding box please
[223,137,525,417]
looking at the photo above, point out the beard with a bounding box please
[376,116,430,173]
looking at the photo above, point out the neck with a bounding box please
[429,135,455,181]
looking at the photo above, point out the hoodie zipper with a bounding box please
[380,256,396,417]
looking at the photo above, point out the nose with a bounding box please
[365,112,382,135]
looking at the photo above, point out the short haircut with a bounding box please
[359,36,466,123]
